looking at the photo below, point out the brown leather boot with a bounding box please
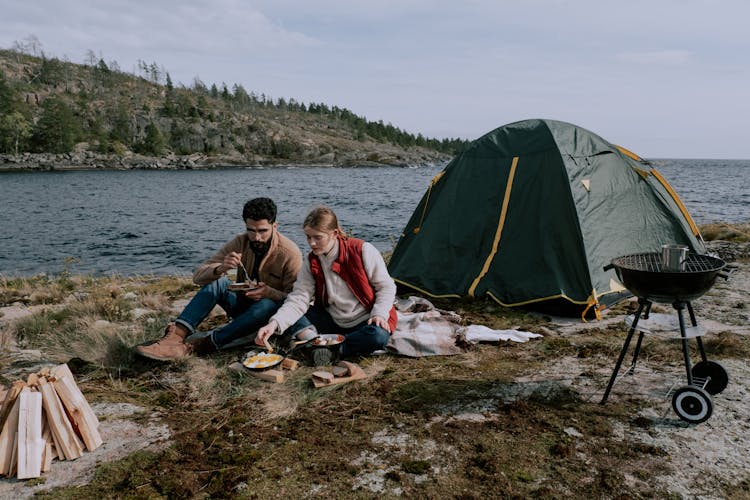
[135,323,193,361]
[190,335,217,356]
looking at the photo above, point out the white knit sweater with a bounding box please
[271,239,396,332]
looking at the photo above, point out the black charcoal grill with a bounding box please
[600,252,730,424]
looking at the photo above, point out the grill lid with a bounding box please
[611,253,725,274]
[606,252,727,303]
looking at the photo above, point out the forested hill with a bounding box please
[0,47,468,169]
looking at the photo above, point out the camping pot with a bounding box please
[661,244,688,272]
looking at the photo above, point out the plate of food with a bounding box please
[311,334,345,347]
[228,280,258,292]
[242,350,284,370]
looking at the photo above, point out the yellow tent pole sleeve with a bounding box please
[614,145,642,161]
[581,289,602,322]
[413,171,445,234]
[468,156,519,297]
[651,169,701,237]
[393,278,462,299]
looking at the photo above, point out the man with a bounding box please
[136,197,302,361]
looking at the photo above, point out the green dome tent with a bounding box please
[388,119,705,318]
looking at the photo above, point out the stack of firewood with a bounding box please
[0,363,102,480]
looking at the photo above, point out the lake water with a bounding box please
[0,159,747,277]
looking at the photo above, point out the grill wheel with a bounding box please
[672,386,713,424]
[691,360,729,395]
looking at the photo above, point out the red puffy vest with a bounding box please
[308,237,398,333]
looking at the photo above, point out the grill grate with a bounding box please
[612,253,725,274]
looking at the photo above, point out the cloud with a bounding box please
[616,50,692,65]
[2,0,750,157]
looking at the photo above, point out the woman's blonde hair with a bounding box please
[303,206,347,237]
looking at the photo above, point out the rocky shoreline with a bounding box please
[0,150,451,172]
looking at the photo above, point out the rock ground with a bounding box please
[0,242,747,498]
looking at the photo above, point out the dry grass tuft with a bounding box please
[700,222,750,242]
[139,293,172,312]
[4,273,181,374]
[137,276,196,298]
[0,274,73,306]
[252,383,301,420]
[182,357,225,406]
[702,331,750,358]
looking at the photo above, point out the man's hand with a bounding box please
[368,315,391,333]
[214,252,242,275]
[255,320,278,346]
[244,282,269,301]
[222,251,242,272]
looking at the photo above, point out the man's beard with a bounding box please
[249,239,271,253]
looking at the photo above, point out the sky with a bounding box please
[2,0,749,159]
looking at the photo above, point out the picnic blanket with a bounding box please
[387,296,542,357]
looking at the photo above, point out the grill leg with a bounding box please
[629,332,646,372]
[643,301,652,320]
[687,302,709,363]
[601,299,648,403]
[675,301,694,386]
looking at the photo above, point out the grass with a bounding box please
[0,259,746,498]
[699,222,750,242]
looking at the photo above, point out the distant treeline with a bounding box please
[0,42,469,160]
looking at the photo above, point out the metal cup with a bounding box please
[661,244,688,271]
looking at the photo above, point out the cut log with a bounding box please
[17,391,43,479]
[249,369,285,383]
[53,375,102,451]
[0,395,21,476]
[280,358,299,371]
[51,363,100,428]
[9,432,18,478]
[41,406,61,462]
[0,381,26,430]
[26,373,40,387]
[40,412,55,469]
[41,441,53,472]
[38,379,83,460]
[0,364,103,478]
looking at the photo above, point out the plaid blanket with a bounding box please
[387,296,542,357]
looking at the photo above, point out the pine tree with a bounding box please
[136,122,167,155]
[162,73,176,116]
[30,96,79,153]
[0,111,32,154]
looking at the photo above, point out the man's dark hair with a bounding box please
[242,197,277,223]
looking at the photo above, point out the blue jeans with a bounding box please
[175,276,282,350]
[294,305,390,357]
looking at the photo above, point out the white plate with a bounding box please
[311,334,345,346]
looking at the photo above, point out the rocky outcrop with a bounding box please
[0,149,449,172]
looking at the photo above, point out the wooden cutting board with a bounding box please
[228,362,284,383]
[311,361,367,388]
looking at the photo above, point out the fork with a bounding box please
[236,258,249,282]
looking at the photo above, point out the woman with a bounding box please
[256,206,397,358]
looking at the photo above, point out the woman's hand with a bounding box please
[368,315,391,333]
[255,320,278,346]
